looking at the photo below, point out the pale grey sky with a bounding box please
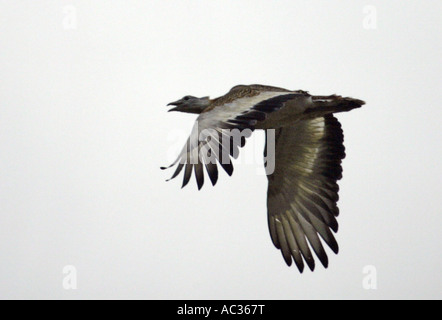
[0,1,441,299]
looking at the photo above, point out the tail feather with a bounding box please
[307,95,365,116]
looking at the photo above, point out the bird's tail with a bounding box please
[306,95,365,117]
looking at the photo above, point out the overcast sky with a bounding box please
[0,1,441,299]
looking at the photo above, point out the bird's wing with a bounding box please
[162,86,309,189]
[266,115,345,272]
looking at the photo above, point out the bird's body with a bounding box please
[163,84,365,272]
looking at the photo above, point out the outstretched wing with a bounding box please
[162,86,309,189]
[266,115,345,272]
[161,120,246,189]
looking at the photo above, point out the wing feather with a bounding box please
[266,115,345,270]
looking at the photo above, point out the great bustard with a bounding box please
[162,84,365,272]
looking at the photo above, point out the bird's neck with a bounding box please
[191,97,211,114]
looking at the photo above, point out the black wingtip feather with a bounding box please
[194,163,204,190]
[305,258,315,272]
[182,164,193,188]
[283,255,292,267]
[220,161,234,176]
[317,253,329,269]
[205,162,218,186]
[295,261,305,273]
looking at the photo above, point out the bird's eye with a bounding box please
[184,96,190,101]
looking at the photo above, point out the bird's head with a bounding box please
[167,95,210,114]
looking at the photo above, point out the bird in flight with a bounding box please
[162,84,365,272]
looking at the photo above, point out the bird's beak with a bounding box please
[167,106,180,112]
[167,99,183,112]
